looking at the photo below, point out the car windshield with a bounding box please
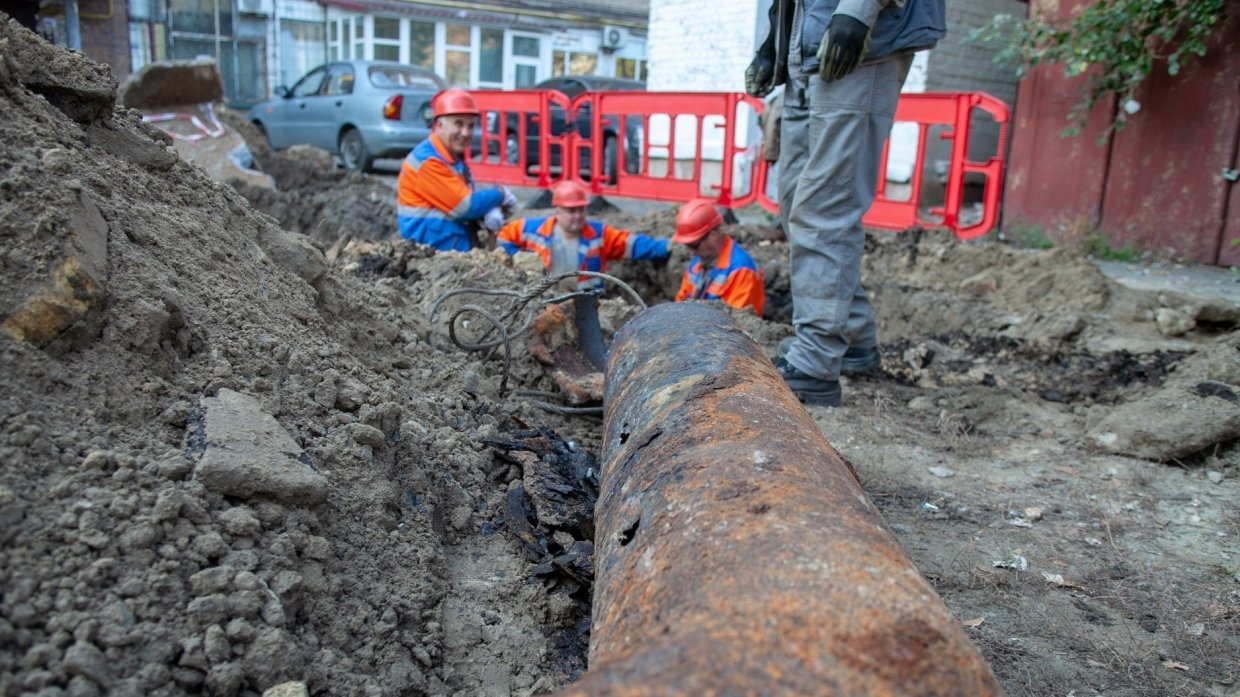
[368,66,444,90]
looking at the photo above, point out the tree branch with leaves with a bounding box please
[971,0,1226,137]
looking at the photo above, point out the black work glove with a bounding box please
[745,50,776,98]
[816,14,872,83]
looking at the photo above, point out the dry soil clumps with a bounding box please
[3,17,1240,697]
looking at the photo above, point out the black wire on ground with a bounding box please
[429,271,644,413]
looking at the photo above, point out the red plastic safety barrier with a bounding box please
[466,89,1008,239]
[873,92,1008,239]
[747,92,1008,239]
[468,89,574,189]
[578,91,765,206]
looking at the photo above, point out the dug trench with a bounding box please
[3,19,1240,697]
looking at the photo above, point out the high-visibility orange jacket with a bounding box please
[397,133,501,251]
[496,216,669,289]
[675,236,765,316]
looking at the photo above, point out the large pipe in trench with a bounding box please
[557,302,1000,696]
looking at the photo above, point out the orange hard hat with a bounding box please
[432,88,479,118]
[552,180,590,208]
[672,199,723,244]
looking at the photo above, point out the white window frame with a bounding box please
[371,15,401,62]
[477,26,506,89]
[509,31,543,88]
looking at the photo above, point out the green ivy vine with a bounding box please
[970,0,1226,137]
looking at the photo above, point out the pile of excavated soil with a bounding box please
[0,21,592,697]
[222,113,399,250]
[5,18,1240,697]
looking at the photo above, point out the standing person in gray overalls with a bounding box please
[745,0,945,406]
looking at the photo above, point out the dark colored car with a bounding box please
[498,76,645,183]
[248,61,448,172]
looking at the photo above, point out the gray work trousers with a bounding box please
[778,54,912,381]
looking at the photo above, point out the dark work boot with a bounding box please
[778,338,881,376]
[841,346,881,375]
[774,357,841,407]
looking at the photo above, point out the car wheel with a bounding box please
[252,121,271,146]
[603,136,619,184]
[339,128,372,173]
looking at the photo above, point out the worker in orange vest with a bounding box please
[496,181,670,290]
[397,88,516,251]
[672,199,765,317]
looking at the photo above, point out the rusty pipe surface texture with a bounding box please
[556,302,1001,696]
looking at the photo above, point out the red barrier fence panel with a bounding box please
[575,91,765,205]
[467,90,574,189]
[947,92,1008,240]
[748,91,1008,239]
[464,89,1006,239]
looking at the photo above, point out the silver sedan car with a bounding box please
[249,60,447,172]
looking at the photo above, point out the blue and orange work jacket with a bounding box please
[496,217,669,289]
[674,236,764,316]
[397,133,501,251]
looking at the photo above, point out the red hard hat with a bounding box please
[673,199,722,244]
[552,181,590,208]
[432,88,479,118]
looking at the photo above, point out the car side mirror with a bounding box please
[275,85,290,98]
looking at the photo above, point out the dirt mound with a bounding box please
[0,20,586,696]
[221,113,399,249]
[4,17,1240,697]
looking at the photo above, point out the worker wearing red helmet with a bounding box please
[397,88,517,251]
[672,199,765,317]
[496,181,670,289]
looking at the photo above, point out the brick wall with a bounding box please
[647,0,761,92]
[926,0,1023,103]
[78,0,133,82]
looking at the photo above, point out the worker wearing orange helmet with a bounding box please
[496,181,670,289]
[397,88,517,251]
[672,199,765,317]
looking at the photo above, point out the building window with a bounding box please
[280,19,325,87]
[409,21,434,68]
[374,17,399,62]
[445,23,472,85]
[513,36,539,58]
[129,21,168,72]
[516,65,537,87]
[512,34,541,87]
[169,0,230,35]
[331,18,352,59]
[353,17,364,60]
[553,50,597,77]
[168,0,266,104]
[616,58,648,81]
[479,28,503,85]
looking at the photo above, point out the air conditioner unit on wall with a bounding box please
[601,25,628,50]
[238,0,271,15]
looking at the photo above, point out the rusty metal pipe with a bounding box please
[557,302,1000,696]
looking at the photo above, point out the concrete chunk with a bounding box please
[1089,383,1240,461]
[194,389,327,505]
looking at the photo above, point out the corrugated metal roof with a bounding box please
[319,0,649,29]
